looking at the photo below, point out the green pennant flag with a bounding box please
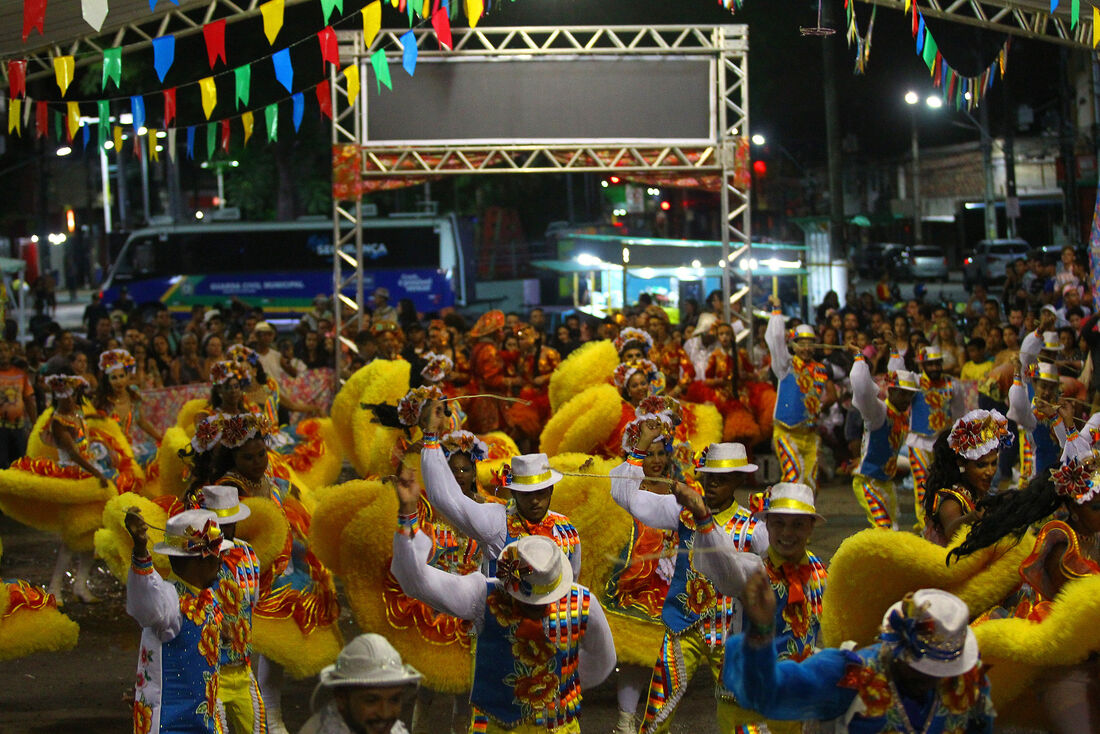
[102,47,122,90]
[370,48,392,92]
[207,122,216,160]
[97,100,109,148]
[265,104,278,142]
[921,32,938,71]
[235,64,251,108]
[407,0,415,25]
[1072,0,1080,28]
[54,110,64,141]
[320,0,343,22]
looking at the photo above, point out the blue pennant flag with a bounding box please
[130,96,145,133]
[401,30,417,76]
[152,35,175,82]
[273,49,294,93]
[186,126,195,159]
[916,16,926,54]
[292,92,304,131]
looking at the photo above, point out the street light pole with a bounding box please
[909,105,923,247]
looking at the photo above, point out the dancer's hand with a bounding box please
[636,418,665,452]
[670,481,708,522]
[418,399,447,434]
[124,507,149,556]
[388,463,420,516]
[742,571,777,637]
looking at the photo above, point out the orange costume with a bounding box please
[650,341,695,395]
[466,310,509,434]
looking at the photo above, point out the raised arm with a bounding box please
[609,460,680,532]
[1006,378,1037,431]
[765,312,791,380]
[124,509,181,641]
[578,597,617,689]
[850,356,886,430]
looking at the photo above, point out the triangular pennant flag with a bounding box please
[261,0,284,45]
[922,31,938,71]
[915,16,925,52]
[54,56,74,96]
[206,122,216,160]
[1051,0,1058,13]
[163,88,177,127]
[23,96,32,131]
[8,99,21,136]
[152,36,175,82]
[199,77,217,119]
[370,48,392,92]
[465,0,483,28]
[82,0,108,31]
[23,0,47,42]
[102,47,123,90]
[65,110,76,143]
[130,95,145,133]
[203,19,227,68]
[8,61,26,98]
[431,7,452,50]
[320,0,343,23]
[265,104,278,142]
[344,64,360,101]
[363,1,381,47]
[1072,0,1079,28]
[114,125,124,153]
[97,100,109,147]
[221,119,231,153]
[904,0,910,11]
[292,92,304,131]
[83,123,90,149]
[235,64,251,108]
[316,81,333,119]
[168,128,177,162]
[242,111,254,145]
[186,126,195,159]
[1094,5,1099,47]
[319,26,340,68]
[273,49,294,93]
[401,30,417,76]
[407,0,415,25]
[150,131,159,161]
[36,101,48,139]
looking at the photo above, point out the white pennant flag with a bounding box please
[82,0,109,31]
[167,128,177,163]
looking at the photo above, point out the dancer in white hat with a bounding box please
[611,422,768,733]
[388,466,615,733]
[300,633,422,734]
[724,581,994,732]
[1008,360,1070,487]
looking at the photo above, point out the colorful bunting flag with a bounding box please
[363,1,382,48]
[206,122,216,160]
[164,88,177,127]
[265,104,278,141]
[401,30,418,76]
[131,95,145,132]
[370,48,392,92]
[150,131,159,161]
[235,65,251,108]
[114,125,123,153]
[83,123,90,148]
[67,102,81,141]
[82,0,108,31]
[8,99,21,136]
[465,0,483,28]
[97,100,109,147]
[344,64,360,101]
[103,47,123,90]
[23,0,47,42]
[203,20,228,68]
[319,26,340,68]
[921,31,938,71]
[273,49,294,92]
[431,7,453,50]
[261,0,285,45]
[52,56,75,96]
[292,92,304,131]
[242,111,254,145]
[200,77,218,119]
[1095,5,1100,47]
[35,101,47,139]
[316,81,333,119]
[153,36,176,82]
[1072,0,1079,28]
[320,0,344,23]
[8,61,26,99]
[186,126,195,159]
[168,128,177,162]
[221,119,231,153]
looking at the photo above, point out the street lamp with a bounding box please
[905,91,942,247]
[751,133,766,146]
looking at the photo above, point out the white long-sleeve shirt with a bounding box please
[850,357,887,431]
[765,313,792,381]
[389,528,615,690]
[608,461,767,598]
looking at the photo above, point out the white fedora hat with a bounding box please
[790,324,815,340]
[152,509,230,558]
[1041,331,1064,352]
[755,482,825,521]
[311,633,422,712]
[880,589,978,678]
[1034,361,1061,383]
[889,369,921,392]
[494,535,573,605]
[696,442,758,474]
[504,453,563,493]
[198,485,250,525]
[919,346,943,363]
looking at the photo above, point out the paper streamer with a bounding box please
[199,77,217,119]
[319,26,340,68]
[54,56,74,96]
[163,88,177,127]
[131,95,146,132]
[153,35,175,82]
[102,47,123,90]
[265,104,279,141]
[186,126,195,159]
[370,48,392,92]
[316,81,333,119]
[235,64,251,108]
[23,0,47,42]
[8,61,26,98]
[431,7,453,50]
[401,30,417,76]
[82,0,108,31]
[261,0,284,45]
[363,1,381,47]
[273,49,294,93]
[292,92,304,131]
[203,19,228,68]
[242,111,254,145]
[344,64,360,101]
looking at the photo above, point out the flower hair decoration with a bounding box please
[613,359,666,396]
[636,395,683,426]
[183,520,225,558]
[1051,433,1100,505]
[948,409,1013,460]
[397,386,444,427]
[621,414,674,455]
[879,594,959,665]
[45,374,89,398]
[210,359,246,386]
[441,430,488,463]
[219,413,276,449]
[226,344,259,367]
[495,545,533,597]
[191,416,225,453]
[419,352,454,385]
[492,463,515,489]
[613,327,654,356]
[98,349,136,375]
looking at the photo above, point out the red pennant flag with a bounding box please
[220,119,231,152]
[316,81,333,120]
[23,0,47,42]
[134,135,142,158]
[318,26,339,68]
[911,3,919,36]
[431,8,452,50]
[35,101,48,139]
[8,60,27,98]
[163,88,177,127]
[65,114,74,143]
[203,19,228,69]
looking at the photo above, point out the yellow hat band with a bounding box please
[208,504,242,518]
[529,572,563,596]
[768,497,817,514]
[707,457,748,468]
[512,470,553,485]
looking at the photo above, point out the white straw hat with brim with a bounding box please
[694,313,718,337]
[880,589,979,677]
[755,482,825,521]
[919,346,943,363]
[253,321,275,333]
[198,485,250,525]
[505,453,563,492]
[1034,362,1061,383]
[696,442,758,474]
[310,633,422,712]
[152,509,231,557]
[889,369,921,392]
[1041,331,1063,351]
[494,535,573,605]
[790,325,816,340]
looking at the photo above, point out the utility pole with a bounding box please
[1003,78,1019,238]
[821,0,846,262]
[1059,48,1081,243]
[979,102,997,241]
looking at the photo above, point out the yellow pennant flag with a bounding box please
[54,56,75,96]
[422,0,430,17]
[344,64,360,102]
[363,1,381,48]
[67,102,80,140]
[242,111,254,145]
[113,125,123,152]
[261,0,285,45]
[7,99,21,135]
[466,0,483,28]
[390,0,398,7]
[904,0,910,12]
[199,77,217,119]
[149,130,160,161]
[1094,5,1099,47]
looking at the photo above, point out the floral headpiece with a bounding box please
[419,352,454,384]
[613,359,666,397]
[218,413,276,449]
[191,415,225,453]
[614,327,654,356]
[621,414,674,454]
[1051,431,1100,505]
[45,374,89,398]
[210,359,246,385]
[947,409,1013,460]
[226,344,259,367]
[636,395,683,426]
[170,519,226,559]
[397,386,444,427]
[880,595,946,663]
[495,544,534,597]
[441,430,488,463]
[492,463,514,489]
[98,348,136,375]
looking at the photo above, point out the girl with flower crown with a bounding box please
[922,409,1013,546]
[93,348,163,469]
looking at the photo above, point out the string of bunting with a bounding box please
[6,0,476,158]
[844,0,875,75]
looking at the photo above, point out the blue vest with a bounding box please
[471,583,589,728]
[910,379,953,437]
[159,580,224,734]
[857,405,909,482]
[662,504,757,645]
[774,362,827,429]
[1030,415,1062,478]
[762,551,826,663]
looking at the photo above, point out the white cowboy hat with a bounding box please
[310,633,422,712]
[198,485,250,525]
[152,509,231,557]
[755,482,825,521]
[1034,361,1061,383]
[919,346,943,363]
[1041,331,1063,352]
[790,324,816,340]
[880,589,979,678]
[495,535,573,605]
[696,443,758,474]
[506,453,563,492]
[889,369,921,392]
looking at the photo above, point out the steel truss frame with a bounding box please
[330,24,751,367]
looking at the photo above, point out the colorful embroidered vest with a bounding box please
[857,404,910,481]
[774,358,827,429]
[484,503,580,577]
[156,580,224,734]
[910,377,953,436]
[421,496,482,576]
[839,644,992,734]
[1029,411,1063,478]
[762,550,826,663]
[662,503,757,645]
[470,583,589,730]
[218,539,260,666]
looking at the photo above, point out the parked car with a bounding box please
[908,245,949,280]
[856,242,911,280]
[963,238,1030,285]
